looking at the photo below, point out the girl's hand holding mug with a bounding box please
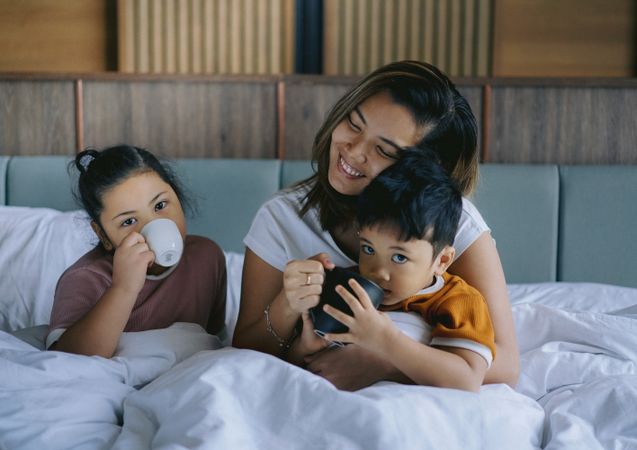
[112,231,155,296]
[283,253,335,315]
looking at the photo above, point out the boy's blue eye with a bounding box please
[361,244,375,255]
[155,200,167,211]
[392,254,408,264]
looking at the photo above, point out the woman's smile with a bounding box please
[337,154,364,178]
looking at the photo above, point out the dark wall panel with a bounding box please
[489,86,637,164]
[82,80,278,158]
[284,80,352,159]
[0,80,76,155]
[457,86,483,158]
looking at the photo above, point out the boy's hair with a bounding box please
[71,145,192,226]
[357,149,462,257]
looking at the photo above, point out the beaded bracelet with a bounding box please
[263,303,297,349]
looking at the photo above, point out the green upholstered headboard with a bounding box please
[1,156,635,287]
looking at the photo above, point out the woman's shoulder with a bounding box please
[459,197,489,230]
[261,183,312,212]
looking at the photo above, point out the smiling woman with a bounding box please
[327,91,420,196]
[234,60,520,390]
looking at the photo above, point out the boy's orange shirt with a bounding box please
[380,272,496,360]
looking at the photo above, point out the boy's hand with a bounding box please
[322,279,397,354]
[112,231,155,297]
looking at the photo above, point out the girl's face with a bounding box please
[96,171,186,250]
[328,91,421,196]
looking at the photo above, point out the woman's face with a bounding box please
[328,91,421,196]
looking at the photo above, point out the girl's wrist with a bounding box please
[108,283,141,302]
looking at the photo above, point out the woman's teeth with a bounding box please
[339,156,363,177]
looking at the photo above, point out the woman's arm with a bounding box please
[447,232,520,387]
[232,248,332,356]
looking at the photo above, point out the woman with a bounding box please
[233,60,519,390]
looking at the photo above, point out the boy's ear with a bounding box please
[91,221,113,251]
[433,246,455,276]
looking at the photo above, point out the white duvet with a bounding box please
[2,281,637,449]
[1,209,637,450]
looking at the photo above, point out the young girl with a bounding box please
[47,145,227,357]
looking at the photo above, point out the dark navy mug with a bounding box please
[310,267,385,341]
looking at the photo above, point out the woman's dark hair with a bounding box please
[300,60,478,232]
[71,145,191,226]
[357,148,462,257]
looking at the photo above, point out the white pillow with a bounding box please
[0,207,97,332]
[0,206,246,340]
[223,250,244,342]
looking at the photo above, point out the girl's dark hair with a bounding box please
[300,60,478,232]
[357,148,462,257]
[71,145,190,226]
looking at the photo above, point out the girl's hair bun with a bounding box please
[75,149,100,173]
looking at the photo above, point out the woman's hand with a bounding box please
[287,312,329,366]
[111,231,154,296]
[304,344,402,391]
[283,253,335,314]
[234,249,335,356]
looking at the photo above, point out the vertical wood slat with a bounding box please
[118,0,135,73]
[75,79,84,153]
[323,0,340,73]
[163,0,176,73]
[283,0,295,74]
[118,0,295,74]
[323,0,493,76]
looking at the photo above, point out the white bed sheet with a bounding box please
[1,245,636,449]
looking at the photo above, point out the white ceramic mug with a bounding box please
[140,218,184,267]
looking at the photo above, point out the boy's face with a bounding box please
[358,224,454,306]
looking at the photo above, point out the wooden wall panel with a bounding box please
[492,0,636,77]
[283,79,484,161]
[456,85,483,158]
[118,0,295,74]
[283,79,353,159]
[0,80,76,155]
[323,0,493,76]
[488,86,637,164]
[0,0,116,72]
[82,79,278,158]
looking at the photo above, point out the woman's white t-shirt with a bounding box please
[244,184,490,272]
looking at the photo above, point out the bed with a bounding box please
[1,156,636,449]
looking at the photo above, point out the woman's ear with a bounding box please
[91,221,113,251]
[433,246,455,276]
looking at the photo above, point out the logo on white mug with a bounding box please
[140,218,184,267]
